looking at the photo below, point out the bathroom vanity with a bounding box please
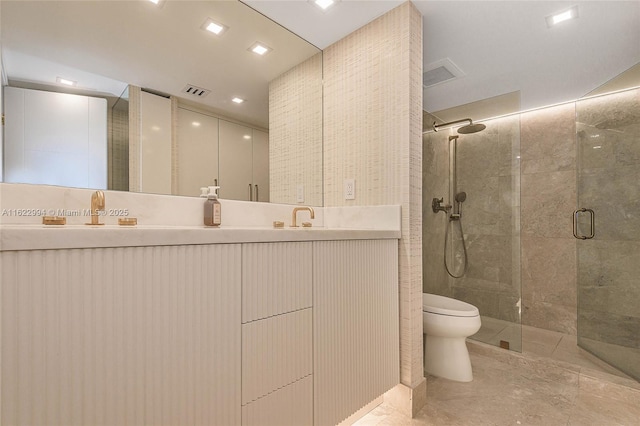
[0,184,401,426]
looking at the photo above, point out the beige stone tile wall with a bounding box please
[269,53,323,206]
[323,2,424,388]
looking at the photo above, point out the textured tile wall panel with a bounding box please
[241,309,312,405]
[313,239,399,426]
[0,245,242,426]
[241,375,313,426]
[242,242,312,323]
[322,2,423,387]
[269,53,323,206]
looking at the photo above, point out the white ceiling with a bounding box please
[2,1,639,125]
[245,0,640,114]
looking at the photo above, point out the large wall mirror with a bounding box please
[1,0,323,206]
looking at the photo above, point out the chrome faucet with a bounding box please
[291,206,315,227]
[86,190,105,225]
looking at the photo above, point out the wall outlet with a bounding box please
[296,184,304,203]
[344,178,355,200]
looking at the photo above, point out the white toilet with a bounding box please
[422,293,481,382]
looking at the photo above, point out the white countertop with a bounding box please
[0,225,401,251]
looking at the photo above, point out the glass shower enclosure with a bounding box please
[423,112,522,352]
[575,86,640,381]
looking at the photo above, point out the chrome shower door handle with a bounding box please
[573,208,595,240]
[254,185,259,202]
[248,183,253,201]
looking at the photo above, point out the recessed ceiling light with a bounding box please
[201,18,228,36]
[311,0,339,11]
[249,42,272,56]
[56,77,77,87]
[147,0,166,7]
[243,135,251,140]
[192,121,201,127]
[546,6,578,28]
[232,97,245,104]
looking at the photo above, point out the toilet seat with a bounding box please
[422,293,479,317]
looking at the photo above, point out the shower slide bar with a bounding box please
[573,208,595,240]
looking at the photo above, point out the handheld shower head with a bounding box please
[453,191,467,216]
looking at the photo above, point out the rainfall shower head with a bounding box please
[431,118,486,135]
[458,123,486,134]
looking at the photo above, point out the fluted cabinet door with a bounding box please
[313,239,400,426]
[0,245,242,426]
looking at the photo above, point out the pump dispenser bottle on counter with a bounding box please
[201,186,221,227]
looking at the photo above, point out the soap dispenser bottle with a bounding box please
[204,186,221,227]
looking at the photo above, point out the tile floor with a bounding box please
[353,325,640,426]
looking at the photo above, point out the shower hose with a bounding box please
[444,215,468,278]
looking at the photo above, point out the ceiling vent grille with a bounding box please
[423,58,464,88]
[182,84,211,98]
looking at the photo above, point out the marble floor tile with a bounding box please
[354,340,639,426]
[567,375,640,426]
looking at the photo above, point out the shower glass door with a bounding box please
[423,111,522,353]
[575,86,640,381]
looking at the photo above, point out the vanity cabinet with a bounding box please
[0,237,398,426]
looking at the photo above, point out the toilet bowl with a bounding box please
[423,293,481,382]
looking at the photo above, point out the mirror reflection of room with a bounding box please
[0,0,323,206]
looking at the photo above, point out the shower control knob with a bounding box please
[432,197,452,214]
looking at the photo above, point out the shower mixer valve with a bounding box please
[432,197,452,214]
